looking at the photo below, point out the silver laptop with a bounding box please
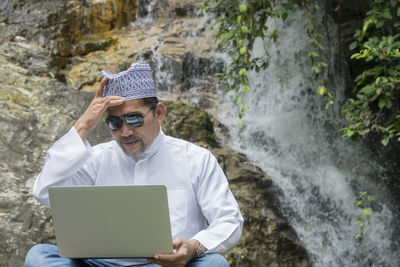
[48,185,173,258]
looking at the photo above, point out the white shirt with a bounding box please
[33,127,243,266]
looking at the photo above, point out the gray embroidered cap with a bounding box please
[101,61,157,101]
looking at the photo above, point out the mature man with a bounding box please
[25,61,243,267]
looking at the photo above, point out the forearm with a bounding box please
[193,152,244,252]
[33,127,95,206]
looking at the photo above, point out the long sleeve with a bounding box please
[33,127,97,207]
[190,151,243,253]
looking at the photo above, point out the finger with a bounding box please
[172,238,183,249]
[96,76,109,98]
[108,98,126,107]
[104,96,126,100]
[147,256,180,266]
[103,96,126,104]
[154,254,177,261]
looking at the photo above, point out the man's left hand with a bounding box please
[147,238,199,267]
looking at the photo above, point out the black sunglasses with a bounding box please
[106,107,154,131]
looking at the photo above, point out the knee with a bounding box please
[213,254,230,267]
[24,244,55,267]
[204,253,230,267]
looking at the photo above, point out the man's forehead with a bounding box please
[106,99,146,116]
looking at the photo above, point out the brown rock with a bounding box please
[0,1,311,266]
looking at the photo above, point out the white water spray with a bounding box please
[216,10,399,266]
[130,1,399,264]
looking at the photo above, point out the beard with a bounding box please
[118,135,145,155]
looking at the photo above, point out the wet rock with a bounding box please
[71,34,115,56]
[0,41,56,76]
[0,45,310,265]
[0,0,137,56]
[138,0,200,18]
[0,1,311,266]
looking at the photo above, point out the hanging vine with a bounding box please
[303,3,333,109]
[202,0,400,146]
[200,0,304,119]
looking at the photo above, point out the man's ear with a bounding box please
[155,102,166,124]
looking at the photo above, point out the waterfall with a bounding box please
[135,0,158,24]
[215,9,399,267]
[129,1,399,265]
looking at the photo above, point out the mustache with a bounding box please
[119,135,143,144]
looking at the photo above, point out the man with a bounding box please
[25,61,243,267]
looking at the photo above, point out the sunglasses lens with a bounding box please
[125,113,145,128]
[107,117,123,130]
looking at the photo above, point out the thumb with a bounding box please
[96,76,109,98]
[172,238,183,250]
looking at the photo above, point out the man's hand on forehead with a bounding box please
[74,76,126,140]
[96,76,127,106]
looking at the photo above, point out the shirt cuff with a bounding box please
[66,126,94,155]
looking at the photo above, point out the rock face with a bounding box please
[0,0,137,56]
[0,0,310,266]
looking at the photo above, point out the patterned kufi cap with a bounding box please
[101,61,157,101]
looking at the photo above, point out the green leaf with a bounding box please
[308,51,319,58]
[385,98,392,109]
[382,10,392,20]
[376,20,384,28]
[317,85,326,96]
[239,4,247,13]
[347,128,355,137]
[349,41,358,51]
[242,85,251,93]
[239,68,247,76]
[397,7,400,17]
[281,10,288,21]
[355,220,364,227]
[304,23,313,30]
[378,98,386,109]
[360,85,375,95]
[382,136,390,146]
[359,129,370,135]
[311,66,321,74]
[363,208,373,215]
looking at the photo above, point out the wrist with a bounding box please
[74,121,89,140]
[192,239,207,258]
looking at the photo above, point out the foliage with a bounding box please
[200,0,304,119]
[341,0,400,146]
[303,3,333,109]
[354,185,375,242]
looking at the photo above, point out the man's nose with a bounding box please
[120,122,135,136]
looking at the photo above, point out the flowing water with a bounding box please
[214,10,400,267]
[131,2,400,265]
